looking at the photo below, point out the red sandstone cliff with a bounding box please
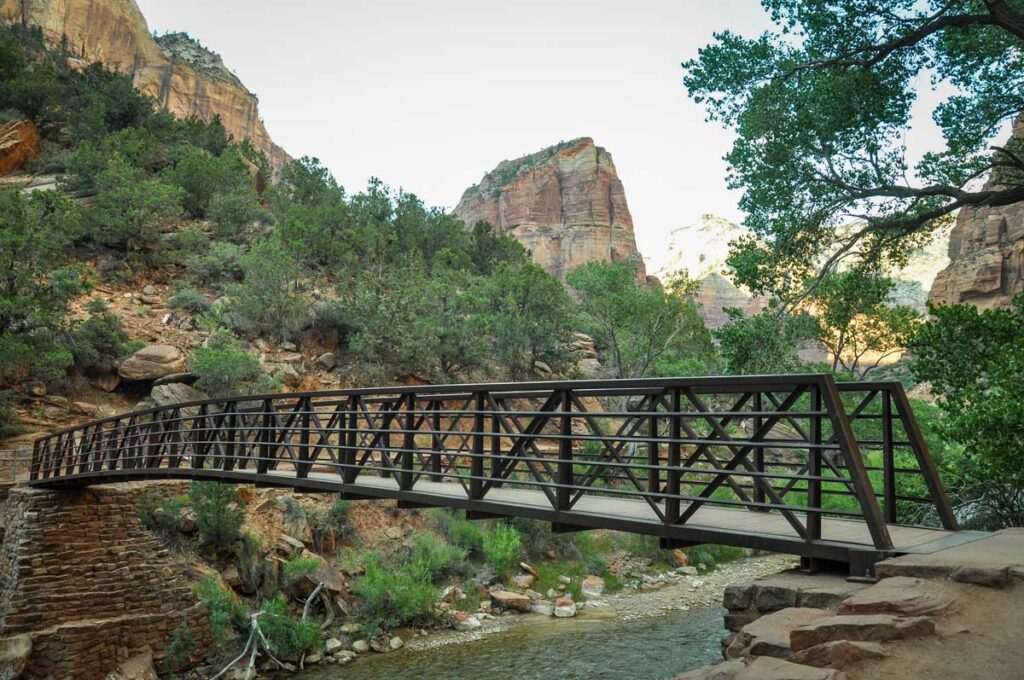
[454,138,647,281]
[929,116,1024,310]
[0,0,290,172]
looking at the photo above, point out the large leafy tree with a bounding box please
[568,262,714,380]
[684,1,1024,299]
[911,297,1024,526]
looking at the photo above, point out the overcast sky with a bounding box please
[136,0,952,271]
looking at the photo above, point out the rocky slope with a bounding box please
[454,138,647,281]
[929,116,1024,310]
[0,0,289,172]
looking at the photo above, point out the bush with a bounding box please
[188,241,245,288]
[164,620,196,673]
[282,555,320,585]
[354,550,438,632]
[258,595,321,661]
[307,499,352,552]
[194,574,248,649]
[0,390,22,440]
[69,300,131,373]
[448,517,486,555]
[482,522,521,574]
[136,492,186,539]
[407,533,468,579]
[188,482,245,552]
[167,288,213,315]
[225,239,306,340]
[83,157,183,253]
[210,187,267,241]
[190,329,276,398]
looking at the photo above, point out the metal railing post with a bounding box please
[665,388,681,523]
[753,391,766,510]
[881,389,896,524]
[808,385,822,541]
[471,391,485,500]
[557,389,573,511]
[298,398,311,479]
[400,393,415,490]
[344,396,359,484]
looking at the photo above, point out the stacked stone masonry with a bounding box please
[0,482,209,679]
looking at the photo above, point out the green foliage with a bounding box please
[568,262,714,379]
[167,288,213,315]
[307,499,352,552]
[136,493,187,540]
[187,241,245,288]
[225,239,306,340]
[258,595,321,661]
[354,550,438,632]
[715,305,818,375]
[812,272,920,377]
[407,533,469,579]
[0,189,87,387]
[683,1,1024,298]
[69,300,131,373]
[164,620,196,673]
[83,157,184,254]
[482,522,521,574]
[162,146,250,218]
[911,297,1024,526]
[187,482,246,552]
[189,328,274,398]
[209,186,267,241]
[0,390,22,440]
[194,574,249,650]
[446,517,486,555]
[282,555,321,585]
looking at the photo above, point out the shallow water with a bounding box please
[298,606,725,680]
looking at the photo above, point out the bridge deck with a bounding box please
[54,463,982,566]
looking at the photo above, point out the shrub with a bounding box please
[258,595,321,661]
[188,241,245,288]
[482,522,521,574]
[282,555,320,585]
[307,499,352,551]
[354,550,438,632]
[407,533,468,579]
[69,300,131,373]
[0,390,22,440]
[447,517,486,555]
[188,482,245,552]
[190,329,276,398]
[194,574,248,649]
[83,157,183,253]
[164,620,196,673]
[225,239,306,340]
[167,288,213,315]
[136,493,186,539]
[210,187,267,241]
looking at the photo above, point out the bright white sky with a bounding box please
[136,0,953,272]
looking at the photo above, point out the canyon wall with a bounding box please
[454,138,647,281]
[0,0,289,171]
[929,116,1024,310]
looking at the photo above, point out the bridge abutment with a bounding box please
[0,482,209,679]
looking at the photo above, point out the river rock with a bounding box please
[511,573,535,589]
[582,575,605,597]
[118,345,186,381]
[324,638,344,655]
[352,639,370,654]
[836,577,953,617]
[675,657,847,680]
[334,650,356,664]
[726,608,833,659]
[520,562,539,577]
[491,590,531,612]
[389,636,404,651]
[440,585,465,603]
[790,614,936,651]
[554,595,577,618]
[789,640,887,669]
[531,600,555,616]
[452,612,482,631]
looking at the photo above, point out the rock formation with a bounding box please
[0,0,289,172]
[454,138,647,281]
[929,116,1024,310]
[0,120,39,176]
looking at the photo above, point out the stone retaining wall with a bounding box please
[0,481,209,678]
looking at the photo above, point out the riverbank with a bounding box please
[293,553,797,679]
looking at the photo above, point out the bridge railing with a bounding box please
[30,375,956,551]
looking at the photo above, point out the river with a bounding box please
[298,606,725,680]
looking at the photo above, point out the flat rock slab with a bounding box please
[790,614,936,651]
[837,576,953,617]
[789,640,887,669]
[490,590,531,612]
[875,529,1024,588]
[726,607,834,659]
[675,657,848,680]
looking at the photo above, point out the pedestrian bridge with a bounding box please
[30,375,981,576]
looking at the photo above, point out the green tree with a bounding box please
[190,328,277,398]
[568,262,714,379]
[684,1,1024,299]
[811,272,920,377]
[0,189,87,386]
[911,297,1024,527]
[84,157,183,253]
[225,239,306,340]
[483,262,575,378]
[188,481,246,552]
[714,305,817,376]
